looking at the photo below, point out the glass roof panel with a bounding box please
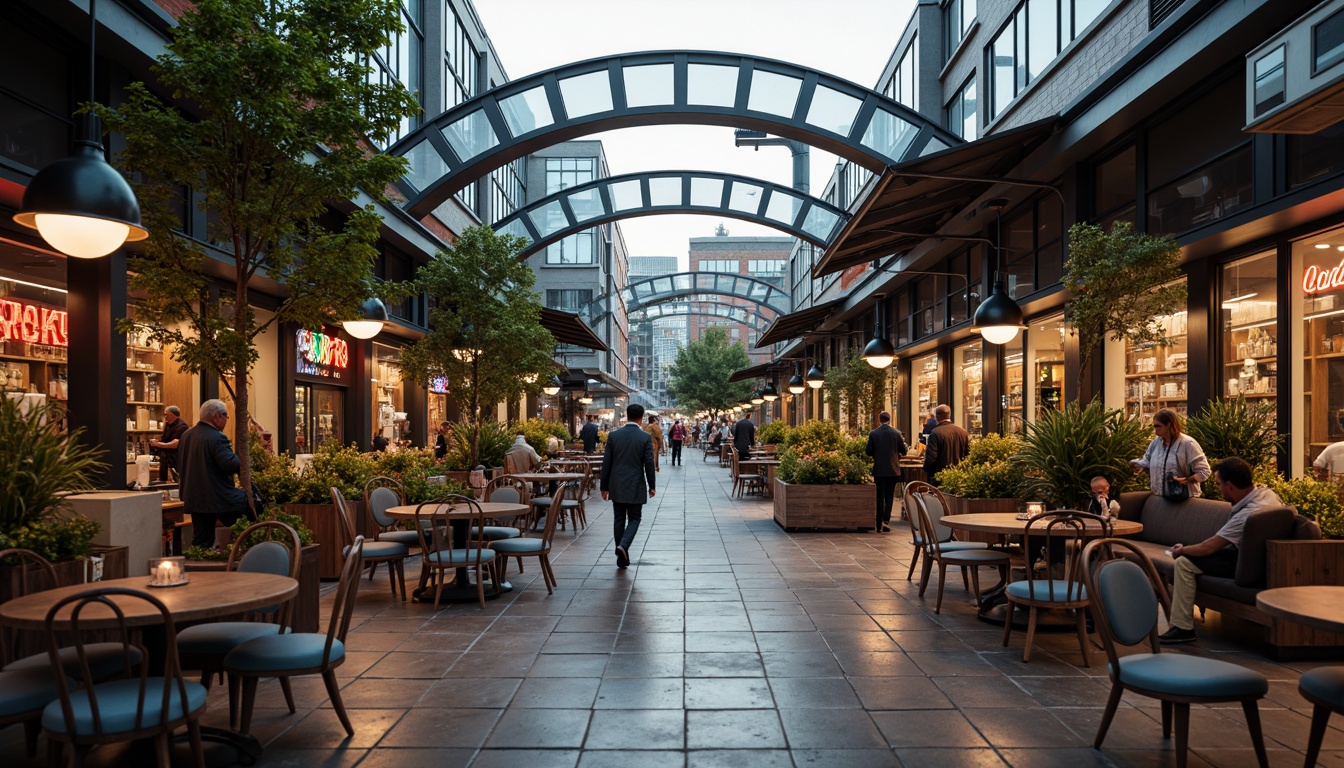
[610,179,644,211]
[648,177,682,206]
[402,140,449,193]
[686,63,739,107]
[623,63,675,107]
[559,71,614,118]
[921,137,951,156]
[801,206,842,241]
[497,218,532,243]
[806,84,863,136]
[747,70,802,117]
[498,86,554,137]
[528,200,569,238]
[567,187,605,222]
[728,181,763,213]
[860,107,918,161]
[764,191,801,225]
[690,176,724,207]
[440,109,498,162]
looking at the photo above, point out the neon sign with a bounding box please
[1304,259,1344,296]
[296,328,348,377]
[0,300,68,347]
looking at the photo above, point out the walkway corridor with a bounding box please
[10,454,1339,767]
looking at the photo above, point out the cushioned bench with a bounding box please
[1117,491,1344,656]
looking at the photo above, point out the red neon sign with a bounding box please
[0,300,68,347]
[296,328,349,370]
[1304,259,1344,296]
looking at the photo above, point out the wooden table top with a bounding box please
[385,502,530,520]
[740,458,781,465]
[0,572,298,632]
[1256,586,1344,634]
[938,512,1143,538]
[508,472,586,483]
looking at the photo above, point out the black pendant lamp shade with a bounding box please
[542,375,562,396]
[787,364,805,395]
[972,274,1025,344]
[861,294,895,369]
[805,363,825,389]
[342,297,389,339]
[14,138,148,259]
[762,381,779,401]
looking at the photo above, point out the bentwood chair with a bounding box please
[332,487,408,600]
[42,588,206,768]
[413,495,499,609]
[912,493,1010,614]
[1080,538,1270,768]
[730,449,763,498]
[1001,510,1102,665]
[550,460,590,530]
[225,537,364,738]
[903,482,989,588]
[1299,666,1344,767]
[491,483,565,595]
[482,476,530,547]
[176,521,301,727]
[363,476,422,549]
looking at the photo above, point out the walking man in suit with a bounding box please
[733,412,756,457]
[923,403,970,487]
[580,414,600,453]
[601,403,657,569]
[866,411,908,533]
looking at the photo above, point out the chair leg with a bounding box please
[961,566,969,591]
[1173,702,1190,768]
[968,565,982,601]
[905,546,920,581]
[1094,683,1124,748]
[1161,700,1173,738]
[22,718,38,758]
[367,561,377,581]
[323,669,354,737]
[1022,606,1039,663]
[1074,609,1090,667]
[917,555,934,597]
[1241,700,1269,768]
[45,739,60,768]
[228,672,242,728]
[476,564,486,608]
[153,733,172,768]
[239,676,259,735]
[187,718,205,768]
[198,669,212,689]
[279,675,297,713]
[934,562,948,614]
[1001,599,1014,647]
[540,555,555,594]
[1304,703,1331,768]
[496,555,509,584]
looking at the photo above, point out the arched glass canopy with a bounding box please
[388,51,964,217]
[629,301,776,336]
[493,170,849,258]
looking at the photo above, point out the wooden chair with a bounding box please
[911,493,1010,614]
[413,494,500,609]
[1080,538,1269,768]
[491,483,564,594]
[176,521,301,727]
[550,460,590,530]
[332,487,408,600]
[904,482,989,592]
[226,537,364,738]
[730,449,763,498]
[363,476,421,548]
[1001,510,1101,665]
[43,587,206,768]
[1299,666,1344,768]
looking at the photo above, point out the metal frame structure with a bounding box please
[630,301,776,336]
[582,272,790,324]
[388,50,964,217]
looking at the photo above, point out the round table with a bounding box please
[386,502,529,604]
[1256,586,1344,634]
[507,472,586,483]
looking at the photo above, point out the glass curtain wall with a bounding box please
[1297,230,1344,473]
[1221,253,1278,413]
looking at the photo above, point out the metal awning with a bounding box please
[813,118,1059,277]
[540,308,607,351]
[753,298,846,349]
[727,360,781,384]
[559,367,631,395]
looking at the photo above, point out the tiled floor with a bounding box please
[6,453,1342,767]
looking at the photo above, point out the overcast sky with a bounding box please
[473,0,917,267]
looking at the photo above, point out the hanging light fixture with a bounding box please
[750,391,765,405]
[342,298,389,340]
[762,381,779,401]
[971,200,1025,345]
[805,363,825,389]
[787,363,806,395]
[542,375,562,396]
[13,0,147,258]
[861,294,896,369]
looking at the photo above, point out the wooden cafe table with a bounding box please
[386,501,529,604]
[738,458,782,498]
[1256,586,1344,635]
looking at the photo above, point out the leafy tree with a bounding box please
[94,0,419,502]
[1064,222,1185,398]
[667,328,754,414]
[398,226,556,466]
[823,348,888,433]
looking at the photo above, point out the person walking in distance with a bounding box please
[866,411,908,533]
[580,414,600,454]
[601,404,656,569]
[923,404,970,488]
[644,414,664,472]
[668,419,686,466]
[733,411,756,457]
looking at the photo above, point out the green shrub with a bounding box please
[965,433,1021,465]
[1013,399,1151,509]
[0,516,101,563]
[1267,476,1344,538]
[229,507,315,548]
[777,448,871,485]
[756,421,791,446]
[445,421,512,470]
[785,419,847,455]
[254,452,302,504]
[0,396,106,536]
[511,418,572,457]
[935,460,1025,499]
[296,442,374,504]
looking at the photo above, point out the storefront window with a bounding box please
[953,340,983,434]
[295,385,343,452]
[1028,314,1065,420]
[372,344,408,448]
[1297,233,1344,472]
[1124,281,1188,424]
[1221,253,1278,417]
[912,352,938,440]
[1003,332,1024,435]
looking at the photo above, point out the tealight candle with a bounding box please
[1026,501,1046,517]
[147,556,187,587]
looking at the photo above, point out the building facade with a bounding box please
[688,232,791,364]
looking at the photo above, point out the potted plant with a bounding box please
[773,420,875,531]
[1013,399,1150,510]
[1185,397,1283,498]
[756,420,791,447]
[253,442,374,579]
[511,418,572,459]
[1267,476,1344,539]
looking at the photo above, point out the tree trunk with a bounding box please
[233,288,254,515]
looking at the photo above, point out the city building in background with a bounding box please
[688,230,791,364]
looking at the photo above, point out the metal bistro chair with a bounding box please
[413,495,499,609]
[901,482,989,584]
[225,537,365,738]
[1002,510,1102,665]
[332,486,408,601]
[42,588,207,768]
[912,493,1010,614]
[176,521,301,728]
[363,476,422,549]
[1299,666,1344,768]
[491,482,565,595]
[1080,538,1270,768]
[730,449,763,498]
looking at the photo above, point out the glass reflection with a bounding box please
[528,200,568,237]
[440,110,498,162]
[687,63,739,106]
[728,182,763,212]
[610,179,643,211]
[801,207,841,240]
[764,191,800,224]
[690,177,724,207]
[861,108,918,161]
[747,70,802,116]
[498,86,553,137]
[806,85,862,136]
[403,140,449,192]
[649,177,681,206]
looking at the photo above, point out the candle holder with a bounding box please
[1025,501,1046,517]
[147,556,189,588]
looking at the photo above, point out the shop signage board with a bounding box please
[0,300,68,347]
[1303,259,1344,296]
[296,328,348,378]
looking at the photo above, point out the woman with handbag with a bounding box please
[1130,408,1211,500]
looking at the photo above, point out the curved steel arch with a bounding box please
[631,301,775,335]
[494,171,849,257]
[389,50,964,217]
[621,272,788,316]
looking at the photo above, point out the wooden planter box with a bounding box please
[284,502,361,580]
[184,544,321,633]
[942,494,1020,545]
[0,544,130,659]
[773,479,875,531]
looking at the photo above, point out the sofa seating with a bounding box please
[1117,491,1342,656]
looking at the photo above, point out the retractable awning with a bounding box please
[753,298,846,349]
[813,118,1059,277]
[727,360,781,384]
[539,308,607,351]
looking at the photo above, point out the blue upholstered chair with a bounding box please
[224,536,365,737]
[474,476,526,542]
[42,587,206,768]
[1299,666,1344,767]
[332,487,408,600]
[910,489,1008,614]
[903,482,989,587]
[1002,510,1102,665]
[1080,538,1270,768]
[363,476,422,548]
[176,521,300,727]
[492,482,565,595]
[413,495,499,609]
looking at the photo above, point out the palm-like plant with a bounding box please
[0,397,107,533]
[1013,399,1150,509]
[1185,397,1281,468]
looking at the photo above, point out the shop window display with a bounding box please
[1298,232,1344,471]
[1124,281,1188,424]
[1221,252,1278,412]
[372,344,408,448]
[953,340,983,434]
[912,352,938,439]
[1003,333,1024,435]
[1028,314,1066,420]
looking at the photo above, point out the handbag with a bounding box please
[1161,447,1190,502]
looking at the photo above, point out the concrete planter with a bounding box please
[772,479,875,532]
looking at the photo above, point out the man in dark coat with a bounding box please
[866,411,908,533]
[923,404,971,487]
[178,399,248,547]
[732,414,756,457]
[600,404,656,569]
[580,414,600,453]
[149,404,189,482]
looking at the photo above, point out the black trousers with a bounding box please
[875,476,900,526]
[670,440,683,464]
[189,511,241,548]
[612,502,643,551]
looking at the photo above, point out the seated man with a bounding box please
[504,432,543,474]
[1161,456,1283,644]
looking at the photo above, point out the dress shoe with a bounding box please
[615,546,629,568]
